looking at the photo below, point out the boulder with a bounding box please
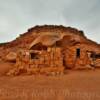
[5,52,17,62]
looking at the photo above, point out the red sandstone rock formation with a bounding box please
[0,25,99,51]
[0,25,100,75]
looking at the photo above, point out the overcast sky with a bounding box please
[0,0,100,43]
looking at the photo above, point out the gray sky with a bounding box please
[0,0,100,43]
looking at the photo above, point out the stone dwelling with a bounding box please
[4,25,100,75]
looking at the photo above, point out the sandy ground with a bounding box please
[0,61,100,100]
[0,69,99,100]
[0,61,14,76]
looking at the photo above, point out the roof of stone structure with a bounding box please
[28,25,85,37]
[0,25,99,51]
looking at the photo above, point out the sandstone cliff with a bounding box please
[0,25,99,60]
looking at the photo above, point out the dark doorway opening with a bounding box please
[76,48,80,58]
[30,53,39,59]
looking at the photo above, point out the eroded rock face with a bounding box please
[0,25,98,55]
[0,25,100,75]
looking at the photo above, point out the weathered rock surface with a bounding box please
[0,25,100,75]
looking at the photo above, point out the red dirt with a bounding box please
[0,69,100,100]
[0,61,14,76]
